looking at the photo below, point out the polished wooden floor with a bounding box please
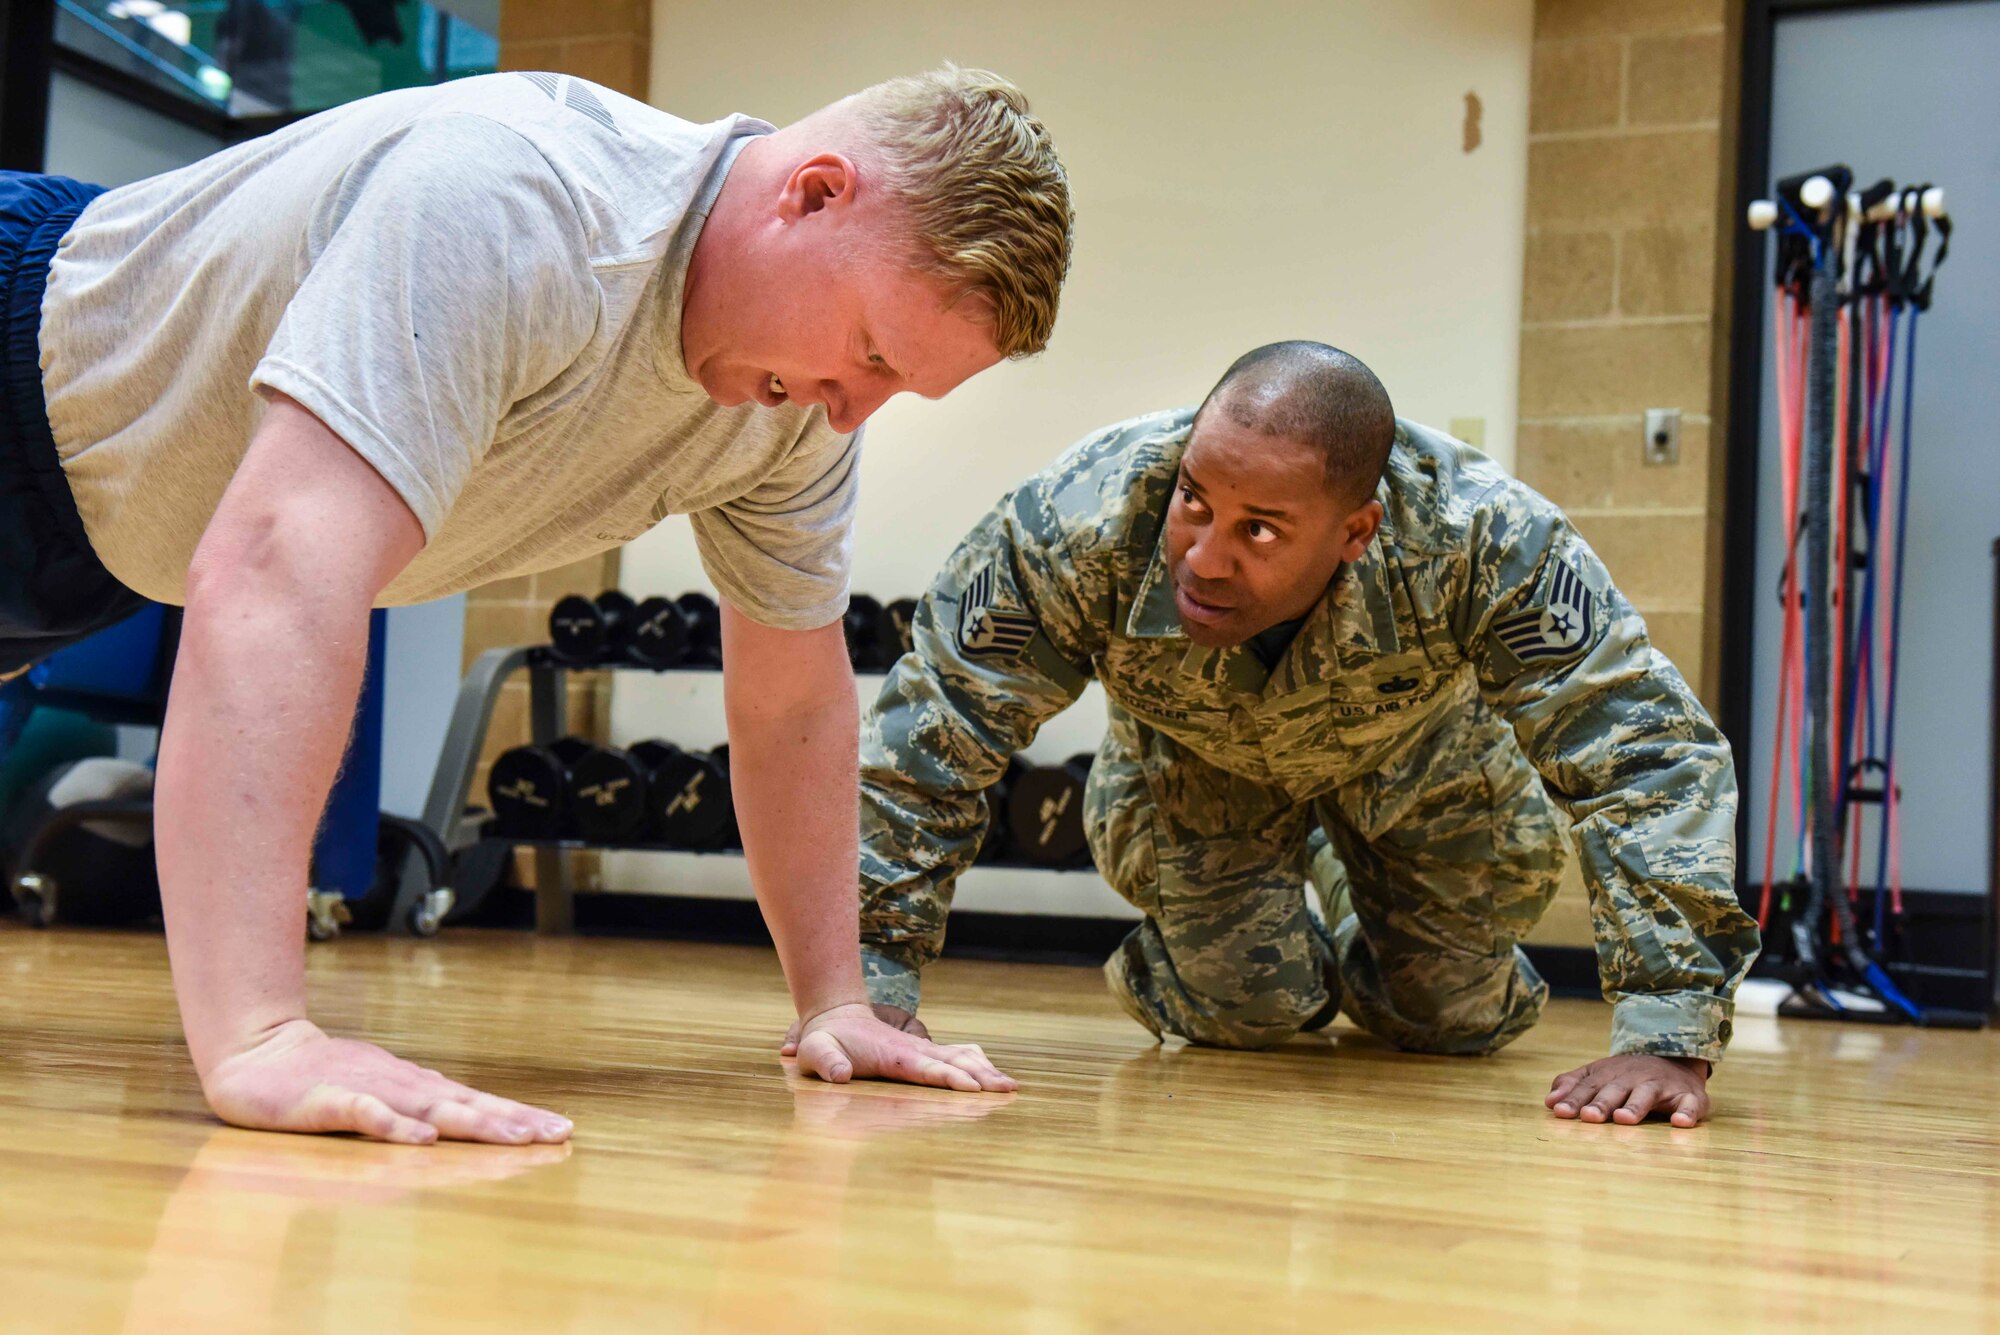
[1,926,1996,1333]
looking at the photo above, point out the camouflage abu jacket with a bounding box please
[859,408,1761,1056]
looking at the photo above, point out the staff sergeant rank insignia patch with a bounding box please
[1492,556,1597,664]
[957,566,1037,658]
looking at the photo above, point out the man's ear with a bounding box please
[777,152,860,222]
[1339,500,1384,563]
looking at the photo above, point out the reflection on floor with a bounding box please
[1,928,1996,1332]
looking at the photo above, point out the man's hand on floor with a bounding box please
[784,1002,1016,1093]
[1545,1054,1711,1127]
[201,1019,573,1145]
[782,1001,930,1052]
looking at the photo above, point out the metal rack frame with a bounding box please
[388,645,571,935]
[392,644,1122,937]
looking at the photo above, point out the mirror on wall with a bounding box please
[54,0,498,121]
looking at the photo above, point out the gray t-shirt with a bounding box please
[41,73,858,629]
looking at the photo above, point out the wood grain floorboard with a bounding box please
[0,927,1994,1333]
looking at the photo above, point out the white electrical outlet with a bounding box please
[1644,408,1681,466]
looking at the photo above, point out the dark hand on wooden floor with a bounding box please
[201,1019,574,1145]
[787,1003,1015,1093]
[1545,1054,1712,1128]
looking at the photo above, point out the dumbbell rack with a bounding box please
[397,643,1136,936]
[385,644,562,934]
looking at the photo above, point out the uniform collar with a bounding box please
[1127,521,1184,640]
[1249,537,1398,695]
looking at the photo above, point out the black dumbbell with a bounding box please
[677,593,723,667]
[977,755,1031,864]
[548,591,637,665]
[843,594,888,670]
[624,596,692,668]
[708,744,741,848]
[876,597,919,664]
[567,743,648,843]
[488,737,594,838]
[1006,753,1095,867]
[627,740,677,842]
[632,740,735,849]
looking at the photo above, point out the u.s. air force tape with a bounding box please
[956,565,1037,658]
[1491,556,1596,664]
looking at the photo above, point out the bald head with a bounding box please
[1194,342,1395,506]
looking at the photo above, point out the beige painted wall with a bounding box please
[627,0,1534,607]
[1516,0,1735,706]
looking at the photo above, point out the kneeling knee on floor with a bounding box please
[1372,986,1543,1056]
[1168,990,1330,1050]
[1385,1020,1515,1057]
[1176,1013,1307,1050]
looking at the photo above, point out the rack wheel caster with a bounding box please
[410,887,456,938]
[306,889,351,942]
[11,873,56,928]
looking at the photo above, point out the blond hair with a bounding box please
[849,66,1073,359]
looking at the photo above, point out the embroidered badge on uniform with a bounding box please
[956,566,1037,658]
[1492,557,1597,664]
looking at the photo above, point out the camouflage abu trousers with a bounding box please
[1093,696,1563,1054]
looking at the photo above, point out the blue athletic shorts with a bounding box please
[0,171,144,679]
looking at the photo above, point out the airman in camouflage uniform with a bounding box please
[857,344,1760,1122]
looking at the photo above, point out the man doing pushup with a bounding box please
[2,66,1068,1142]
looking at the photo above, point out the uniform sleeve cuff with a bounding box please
[1609,990,1734,1064]
[861,948,923,1013]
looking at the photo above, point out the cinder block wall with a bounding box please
[1517,0,1738,701]
[457,0,654,890]
[498,0,650,94]
[1516,0,1741,948]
